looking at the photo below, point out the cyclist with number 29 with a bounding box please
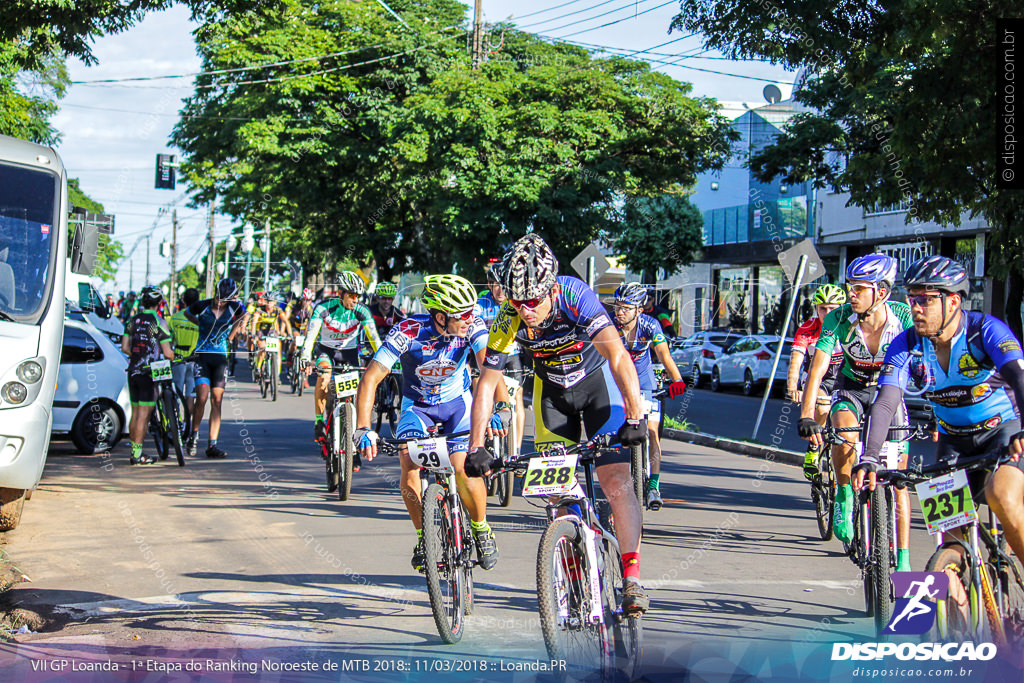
[121,286,174,465]
[799,254,914,572]
[355,275,506,572]
[465,234,651,615]
[853,256,1024,563]
[611,282,688,510]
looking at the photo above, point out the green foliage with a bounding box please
[613,195,705,282]
[0,42,67,144]
[173,0,738,279]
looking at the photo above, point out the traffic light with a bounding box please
[160,241,171,258]
[155,154,176,190]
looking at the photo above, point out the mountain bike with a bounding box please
[833,422,930,634]
[319,363,362,501]
[289,334,305,396]
[264,335,280,401]
[811,435,838,541]
[379,427,476,644]
[630,388,667,516]
[877,449,1024,645]
[494,434,642,680]
[373,362,401,435]
[148,359,188,467]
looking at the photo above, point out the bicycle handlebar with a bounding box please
[495,433,620,473]
[874,448,1013,488]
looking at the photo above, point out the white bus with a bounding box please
[0,134,79,530]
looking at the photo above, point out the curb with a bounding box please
[663,428,804,467]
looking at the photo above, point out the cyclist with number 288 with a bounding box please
[611,281,688,510]
[799,254,914,570]
[354,275,507,572]
[853,256,1024,562]
[465,234,651,615]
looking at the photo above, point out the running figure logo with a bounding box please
[884,572,948,635]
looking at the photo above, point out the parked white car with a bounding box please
[670,329,743,388]
[52,313,131,454]
[709,335,794,396]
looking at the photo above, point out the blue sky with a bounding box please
[51,1,795,295]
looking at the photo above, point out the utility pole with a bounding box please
[170,209,179,312]
[205,198,216,298]
[145,235,151,285]
[471,0,483,68]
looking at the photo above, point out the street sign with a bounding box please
[570,242,611,281]
[778,239,826,286]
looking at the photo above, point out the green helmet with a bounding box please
[811,283,846,305]
[422,274,478,313]
[376,281,398,297]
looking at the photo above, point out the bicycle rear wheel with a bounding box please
[870,487,893,635]
[812,445,835,541]
[601,537,642,680]
[926,543,975,640]
[162,386,185,467]
[337,401,355,501]
[994,556,1024,643]
[270,354,278,401]
[422,483,466,643]
[536,518,612,676]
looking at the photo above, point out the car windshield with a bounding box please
[708,334,734,346]
[0,162,60,323]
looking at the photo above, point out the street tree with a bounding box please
[612,194,704,284]
[672,0,1024,336]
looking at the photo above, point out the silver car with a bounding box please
[670,330,743,388]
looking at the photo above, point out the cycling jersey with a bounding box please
[124,309,172,377]
[879,312,1024,435]
[615,313,665,391]
[285,300,313,333]
[474,291,520,357]
[368,301,406,338]
[187,299,246,355]
[168,309,200,359]
[374,314,488,405]
[302,299,381,360]
[816,301,913,385]
[252,307,281,334]
[484,276,613,388]
[793,317,843,385]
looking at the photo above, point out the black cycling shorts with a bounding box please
[128,373,157,406]
[927,420,1024,505]
[832,375,908,430]
[533,363,629,465]
[194,352,229,389]
[314,343,360,369]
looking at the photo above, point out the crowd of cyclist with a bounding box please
[118,236,1024,617]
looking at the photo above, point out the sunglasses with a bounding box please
[510,294,548,311]
[846,283,877,296]
[908,293,944,307]
[449,309,474,321]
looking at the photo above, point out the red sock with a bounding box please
[621,552,640,580]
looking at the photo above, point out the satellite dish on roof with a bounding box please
[763,84,782,104]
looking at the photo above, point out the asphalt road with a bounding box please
[0,367,1002,682]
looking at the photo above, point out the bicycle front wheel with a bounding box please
[601,537,642,680]
[337,401,355,501]
[926,543,975,640]
[150,403,168,460]
[422,483,466,643]
[870,487,893,635]
[162,387,185,467]
[537,518,612,675]
[812,444,835,541]
[630,443,645,512]
[270,354,278,401]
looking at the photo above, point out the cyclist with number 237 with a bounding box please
[355,275,508,573]
[465,234,652,615]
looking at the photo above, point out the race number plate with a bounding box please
[855,441,902,470]
[334,371,359,399]
[502,374,521,394]
[150,359,172,382]
[408,437,453,474]
[265,337,280,353]
[914,469,978,535]
[644,398,661,419]
[295,335,305,347]
[523,453,578,497]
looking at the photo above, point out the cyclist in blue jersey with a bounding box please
[464,235,650,614]
[184,278,247,458]
[854,256,1024,563]
[474,260,526,453]
[612,282,688,510]
[355,275,508,572]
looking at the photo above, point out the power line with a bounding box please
[535,0,664,35]
[516,0,633,30]
[509,0,592,21]
[553,0,679,39]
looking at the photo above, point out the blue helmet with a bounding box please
[614,282,649,306]
[846,254,898,289]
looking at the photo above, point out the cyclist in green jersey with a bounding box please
[302,272,382,446]
[168,288,201,420]
[799,254,914,568]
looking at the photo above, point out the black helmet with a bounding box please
[216,278,239,301]
[139,286,163,308]
[181,287,200,308]
[903,255,969,297]
[499,234,558,300]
